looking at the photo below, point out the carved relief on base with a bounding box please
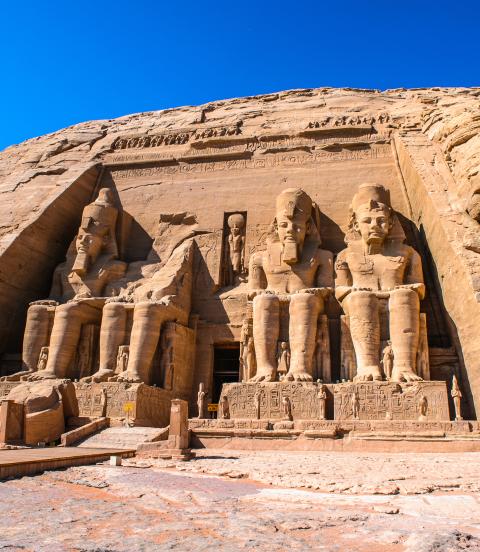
[333,381,449,421]
[219,382,333,420]
[74,382,172,427]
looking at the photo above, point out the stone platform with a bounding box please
[219,380,450,421]
[189,418,480,452]
[0,447,135,479]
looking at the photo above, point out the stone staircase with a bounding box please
[77,426,168,450]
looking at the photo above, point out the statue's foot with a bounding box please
[353,367,383,382]
[392,370,423,383]
[285,371,313,382]
[82,369,115,383]
[249,369,275,382]
[116,370,143,383]
[22,371,57,381]
[0,371,31,382]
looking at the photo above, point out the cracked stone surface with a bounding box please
[0,450,480,550]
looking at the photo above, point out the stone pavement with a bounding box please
[0,450,479,551]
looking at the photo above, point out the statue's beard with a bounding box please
[282,238,298,264]
[72,251,89,276]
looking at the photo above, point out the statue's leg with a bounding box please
[389,288,422,382]
[343,291,382,381]
[250,294,279,382]
[29,302,101,380]
[120,302,166,384]
[2,305,54,381]
[286,293,322,382]
[84,302,127,382]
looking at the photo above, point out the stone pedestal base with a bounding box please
[74,382,172,427]
[219,380,450,422]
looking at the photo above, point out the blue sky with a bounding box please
[1,0,479,150]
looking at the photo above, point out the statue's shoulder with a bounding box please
[394,243,420,262]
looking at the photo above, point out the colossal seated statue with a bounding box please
[2,188,126,381]
[335,183,425,382]
[84,237,194,385]
[248,188,333,382]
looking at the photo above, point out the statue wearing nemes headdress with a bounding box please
[335,183,425,383]
[248,188,333,382]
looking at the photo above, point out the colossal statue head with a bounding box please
[275,188,314,264]
[227,213,245,237]
[350,184,393,247]
[73,188,119,275]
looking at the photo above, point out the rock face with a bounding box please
[1,87,480,418]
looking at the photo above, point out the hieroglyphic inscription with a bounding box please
[220,382,332,420]
[110,145,392,180]
[333,381,449,421]
[107,133,390,165]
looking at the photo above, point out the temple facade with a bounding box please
[0,87,479,445]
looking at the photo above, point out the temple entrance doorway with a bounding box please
[213,344,240,403]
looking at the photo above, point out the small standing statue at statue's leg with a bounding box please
[197,383,207,419]
[317,384,327,420]
[451,374,463,421]
[382,341,394,380]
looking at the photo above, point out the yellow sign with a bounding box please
[123,402,134,413]
[208,403,218,412]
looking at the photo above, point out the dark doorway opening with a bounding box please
[213,344,240,403]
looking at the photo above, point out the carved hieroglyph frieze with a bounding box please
[333,381,449,421]
[219,382,333,420]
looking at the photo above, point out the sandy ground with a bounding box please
[0,450,480,551]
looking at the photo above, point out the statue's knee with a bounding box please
[27,305,50,322]
[347,290,377,310]
[55,303,79,319]
[390,287,418,307]
[135,301,162,321]
[103,302,126,318]
[290,292,321,313]
[253,294,278,311]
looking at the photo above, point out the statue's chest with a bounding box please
[265,255,317,290]
[347,253,406,285]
